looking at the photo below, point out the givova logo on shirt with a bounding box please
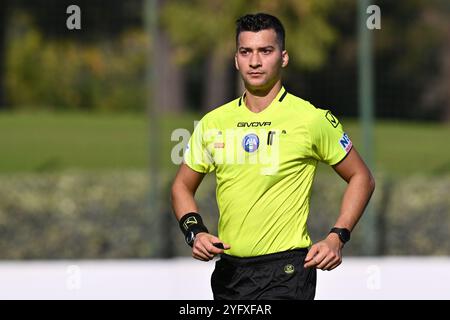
[340,132,353,153]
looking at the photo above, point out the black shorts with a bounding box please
[211,248,316,300]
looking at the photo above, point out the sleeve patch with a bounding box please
[325,111,340,128]
[339,132,353,153]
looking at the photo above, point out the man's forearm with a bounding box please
[334,173,375,231]
[171,182,200,221]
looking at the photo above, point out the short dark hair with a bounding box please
[236,13,285,50]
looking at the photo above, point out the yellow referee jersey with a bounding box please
[184,87,353,257]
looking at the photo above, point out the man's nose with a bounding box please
[249,53,262,68]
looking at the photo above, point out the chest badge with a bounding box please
[242,133,259,153]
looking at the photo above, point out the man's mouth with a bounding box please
[248,72,264,76]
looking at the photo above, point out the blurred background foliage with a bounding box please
[6,13,149,112]
[0,171,449,259]
[0,171,154,259]
[0,0,448,119]
[0,0,449,259]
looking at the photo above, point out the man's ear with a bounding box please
[281,50,289,68]
[235,53,240,70]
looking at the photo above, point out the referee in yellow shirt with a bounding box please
[171,13,375,300]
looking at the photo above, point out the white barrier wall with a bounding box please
[0,257,449,300]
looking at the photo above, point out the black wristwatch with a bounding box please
[329,227,351,244]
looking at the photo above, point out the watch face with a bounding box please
[339,229,351,242]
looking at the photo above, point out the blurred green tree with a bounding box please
[0,0,10,109]
[374,0,450,121]
[0,0,142,110]
[6,16,149,112]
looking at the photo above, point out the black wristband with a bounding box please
[179,212,209,246]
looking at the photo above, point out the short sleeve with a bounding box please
[183,119,215,173]
[308,109,353,165]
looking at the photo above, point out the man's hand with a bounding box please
[192,233,231,261]
[304,233,343,270]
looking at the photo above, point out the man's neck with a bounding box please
[244,81,282,113]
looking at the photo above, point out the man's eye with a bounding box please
[240,50,249,55]
[262,49,272,54]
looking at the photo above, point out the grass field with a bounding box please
[1,111,449,176]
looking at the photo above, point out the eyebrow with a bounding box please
[238,46,276,51]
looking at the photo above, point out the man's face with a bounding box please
[235,29,288,91]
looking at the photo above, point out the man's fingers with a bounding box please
[304,244,325,268]
[208,236,231,253]
[304,255,320,268]
[223,243,231,250]
[323,261,336,271]
[193,235,231,260]
[312,252,327,268]
[201,245,215,259]
[316,255,334,270]
[322,257,337,270]
[195,245,213,260]
[207,242,231,255]
[209,235,231,249]
[324,255,342,270]
[304,245,319,263]
[194,240,214,260]
[214,242,231,250]
[192,250,209,261]
[327,260,342,271]
[208,243,225,255]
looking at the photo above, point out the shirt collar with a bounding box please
[238,86,287,107]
